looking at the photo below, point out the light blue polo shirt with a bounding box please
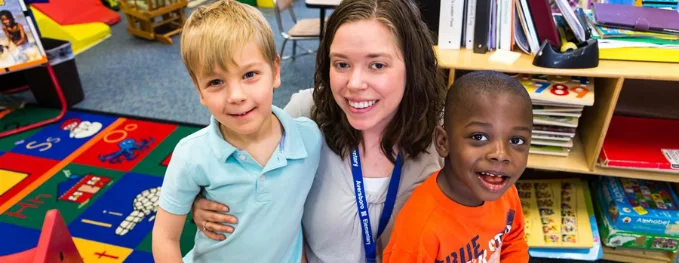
[158,105,322,263]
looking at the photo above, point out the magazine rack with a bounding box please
[436,47,679,263]
[0,0,67,138]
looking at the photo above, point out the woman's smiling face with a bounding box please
[328,19,406,133]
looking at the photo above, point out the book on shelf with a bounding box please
[509,74,594,157]
[0,0,47,72]
[599,116,679,173]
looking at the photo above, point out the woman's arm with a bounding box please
[152,208,187,263]
[16,24,26,46]
[283,88,314,118]
[2,27,11,46]
[191,195,238,241]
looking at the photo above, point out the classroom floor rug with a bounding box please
[0,106,201,262]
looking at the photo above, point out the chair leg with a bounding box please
[292,40,297,60]
[280,38,290,60]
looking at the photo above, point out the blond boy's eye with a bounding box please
[207,79,223,87]
[243,72,256,79]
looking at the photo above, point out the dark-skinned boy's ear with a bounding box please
[434,125,449,158]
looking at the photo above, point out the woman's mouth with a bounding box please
[347,100,378,113]
[477,171,511,192]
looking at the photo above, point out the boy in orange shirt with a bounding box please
[383,70,531,263]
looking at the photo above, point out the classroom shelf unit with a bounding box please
[435,47,679,263]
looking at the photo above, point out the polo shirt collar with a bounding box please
[207,105,308,162]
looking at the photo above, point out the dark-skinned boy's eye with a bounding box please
[510,138,526,145]
[471,134,488,141]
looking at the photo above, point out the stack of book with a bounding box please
[585,4,679,63]
[510,74,595,157]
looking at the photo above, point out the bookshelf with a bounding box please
[436,47,679,262]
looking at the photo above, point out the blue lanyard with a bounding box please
[350,148,403,263]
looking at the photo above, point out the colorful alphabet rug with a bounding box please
[0,106,201,262]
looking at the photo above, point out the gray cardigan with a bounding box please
[284,89,443,263]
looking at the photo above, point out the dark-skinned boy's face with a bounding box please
[435,92,532,204]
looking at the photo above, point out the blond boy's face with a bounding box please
[194,39,281,138]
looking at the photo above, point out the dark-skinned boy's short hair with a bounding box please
[444,70,533,128]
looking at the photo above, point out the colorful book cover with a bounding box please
[513,74,595,106]
[518,179,594,248]
[0,0,47,71]
[529,181,603,260]
[600,116,679,172]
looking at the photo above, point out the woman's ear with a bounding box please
[434,125,449,158]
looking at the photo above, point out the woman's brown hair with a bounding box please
[311,0,446,163]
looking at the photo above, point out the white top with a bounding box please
[363,177,391,196]
[283,89,443,263]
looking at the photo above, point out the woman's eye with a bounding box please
[334,62,349,69]
[471,134,488,141]
[207,79,223,87]
[243,72,256,79]
[370,63,385,70]
[510,137,526,145]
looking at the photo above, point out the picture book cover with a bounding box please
[533,133,573,142]
[529,181,603,260]
[513,74,595,106]
[0,0,47,71]
[534,115,579,128]
[600,116,679,172]
[518,179,594,248]
[533,125,576,137]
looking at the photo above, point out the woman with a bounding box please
[191,0,447,261]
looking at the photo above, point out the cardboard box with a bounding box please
[595,177,679,236]
[595,186,679,252]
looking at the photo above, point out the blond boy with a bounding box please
[151,1,322,262]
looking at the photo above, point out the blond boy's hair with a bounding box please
[180,0,277,83]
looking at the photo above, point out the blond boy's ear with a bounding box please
[434,125,449,158]
[272,55,281,89]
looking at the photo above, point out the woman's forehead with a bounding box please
[330,20,402,59]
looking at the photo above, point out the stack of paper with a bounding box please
[510,74,595,157]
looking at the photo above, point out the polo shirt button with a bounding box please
[259,175,265,181]
[239,154,246,161]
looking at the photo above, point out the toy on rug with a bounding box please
[0,209,84,263]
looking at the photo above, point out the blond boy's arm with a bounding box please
[152,207,186,263]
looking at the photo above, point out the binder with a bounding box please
[527,0,561,47]
[474,0,491,53]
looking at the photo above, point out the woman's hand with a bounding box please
[191,196,238,241]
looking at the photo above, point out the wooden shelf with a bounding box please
[594,166,679,183]
[602,247,674,263]
[435,47,679,81]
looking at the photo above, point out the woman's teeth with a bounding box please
[348,100,376,109]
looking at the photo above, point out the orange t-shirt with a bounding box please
[383,170,529,263]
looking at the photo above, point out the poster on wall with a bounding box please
[0,0,47,72]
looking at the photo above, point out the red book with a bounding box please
[600,116,679,172]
